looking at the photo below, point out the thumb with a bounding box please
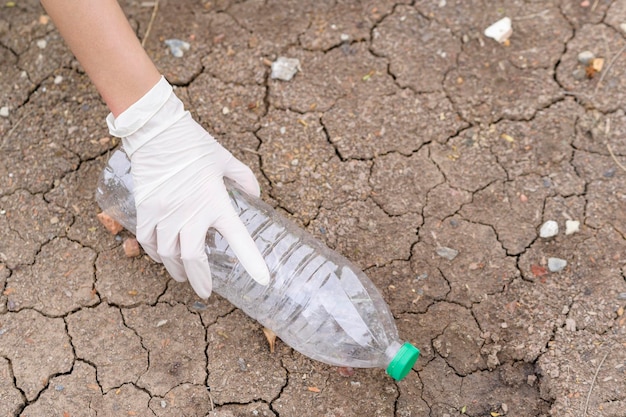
[223,156,261,197]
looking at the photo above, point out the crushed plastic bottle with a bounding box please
[96,150,419,380]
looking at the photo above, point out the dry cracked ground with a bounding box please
[1,0,626,416]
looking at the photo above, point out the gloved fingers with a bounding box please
[135,217,162,263]
[223,156,261,198]
[179,223,214,299]
[214,207,270,286]
[155,222,188,283]
[161,256,188,283]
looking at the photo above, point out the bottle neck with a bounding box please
[383,341,403,367]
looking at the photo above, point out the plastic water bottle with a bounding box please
[96,150,420,381]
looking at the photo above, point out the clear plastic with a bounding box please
[96,150,418,378]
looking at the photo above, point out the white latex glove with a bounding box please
[107,76,270,298]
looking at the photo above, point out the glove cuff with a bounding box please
[106,76,185,157]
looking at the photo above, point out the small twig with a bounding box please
[583,351,609,417]
[514,9,550,21]
[241,147,261,155]
[593,43,626,96]
[607,144,626,172]
[0,111,31,150]
[207,390,215,411]
[591,0,600,12]
[141,0,160,48]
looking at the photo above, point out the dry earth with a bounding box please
[1,0,626,416]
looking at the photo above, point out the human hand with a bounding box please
[107,77,270,298]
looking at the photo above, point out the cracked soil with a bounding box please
[1,0,626,416]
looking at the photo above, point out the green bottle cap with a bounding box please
[386,342,420,381]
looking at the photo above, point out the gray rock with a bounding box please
[539,220,559,238]
[436,246,459,260]
[271,57,301,81]
[577,50,595,65]
[548,257,567,272]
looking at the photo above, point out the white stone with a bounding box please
[565,318,576,331]
[565,220,580,235]
[436,246,458,260]
[548,257,567,272]
[484,17,512,43]
[54,75,63,84]
[577,50,595,65]
[539,220,559,238]
[0,106,9,117]
[36,39,47,49]
[164,39,190,58]
[620,23,626,33]
[271,57,301,81]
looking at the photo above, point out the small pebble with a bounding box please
[54,75,63,84]
[436,247,458,261]
[0,106,9,118]
[271,57,300,81]
[49,216,59,224]
[160,400,167,408]
[539,220,559,238]
[36,39,47,49]
[97,212,124,234]
[620,23,626,33]
[591,57,604,72]
[340,33,350,42]
[123,237,141,257]
[565,220,580,235]
[565,318,576,331]
[55,385,64,391]
[484,17,512,43]
[577,50,595,65]
[527,375,537,386]
[603,168,616,178]
[548,257,567,272]
[192,301,208,311]
[542,177,552,187]
[572,68,587,81]
[164,39,190,58]
[617,292,626,300]
[337,366,355,377]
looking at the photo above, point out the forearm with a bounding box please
[41,0,161,116]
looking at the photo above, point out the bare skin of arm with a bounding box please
[40,0,161,117]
